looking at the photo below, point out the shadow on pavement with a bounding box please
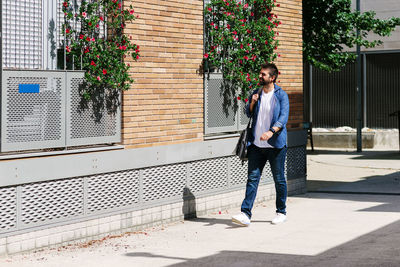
[183,217,272,229]
[124,219,400,267]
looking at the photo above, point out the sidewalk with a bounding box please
[1,149,399,267]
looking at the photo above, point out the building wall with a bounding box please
[275,0,303,129]
[123,0,304,148]
[0,0,306,255]
[350,0,400,51]
[123,0,205,148]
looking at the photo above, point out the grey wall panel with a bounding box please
[1,70,66,152]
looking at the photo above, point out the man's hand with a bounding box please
[249,94,259,113]
[251,94,259,103]
[260,131,274,141]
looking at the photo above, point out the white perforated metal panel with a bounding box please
[0,187,17,232]
[190,157,228,193]
[2,0,43,69]
[230,156,248,187]
[142,164,187,202]
[66,72,121,146]
[87,170,140,213]
[1,70,66,152]
[20,178,84,225]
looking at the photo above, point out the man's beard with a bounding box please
[259,79,270,86]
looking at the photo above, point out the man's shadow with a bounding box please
[182,186,270,228]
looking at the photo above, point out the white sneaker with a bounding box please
[232,212,251,226]
[272,213,286,225]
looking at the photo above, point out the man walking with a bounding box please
[232,63,289,226]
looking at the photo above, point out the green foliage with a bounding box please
[304,0,400,71]
[204,0,280,108]
[62,0,140,114]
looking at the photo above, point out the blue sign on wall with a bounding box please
[19,84,40,93]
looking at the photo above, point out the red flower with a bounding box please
[237,96,241,100]
[245,98,248,102]
[96,24,99,28]
[118,3,121,9]
[244,56,248,60]
[136,55,140,59]
[79,34,84,39]
[88,22,92,26]
[265,40,268,44]
[66,46,71,52]
[277,4,280,7]
[207,7,212,12]
[204,53,209,59]
[91,61,96,66]
[86,37,90,41]
[63,2,68,7]
[130,10,134,14]
[66,28,70,34]
[82,12,87,17]
[100,16,104,21]
[103,69,107,75]
[97,76,101,81]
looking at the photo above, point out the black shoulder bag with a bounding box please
[235,115,253,162]
[235,89,261,162]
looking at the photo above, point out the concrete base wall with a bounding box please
[0,177,306,255]
[310,130,399,149]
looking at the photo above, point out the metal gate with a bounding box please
[305,51,400,129]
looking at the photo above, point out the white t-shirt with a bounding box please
[253,90,275,148]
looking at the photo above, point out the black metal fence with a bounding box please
[304,52,400,129]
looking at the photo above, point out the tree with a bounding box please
[303,0,400,71]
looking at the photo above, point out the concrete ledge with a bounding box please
[312,132,375,149]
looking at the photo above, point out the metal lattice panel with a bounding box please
[0,187,17,232]
[286,146,307,179]
[4,75,63,144]
[204,74,238,134]
[190,157,228,193]
[87,170,140,213]
[2,0,42,69]
[69,77,118,140]
[20,179,84,225]
[142,164,187,202]
[230,156,248,187]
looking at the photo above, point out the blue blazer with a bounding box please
[245,84,289,148]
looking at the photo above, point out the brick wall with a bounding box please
[123,0,303,148]
[274,0,303,129]
[123,0,204,148]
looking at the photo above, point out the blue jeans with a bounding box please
[241,145,287,219]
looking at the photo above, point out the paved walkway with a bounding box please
[1,149,399,267]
